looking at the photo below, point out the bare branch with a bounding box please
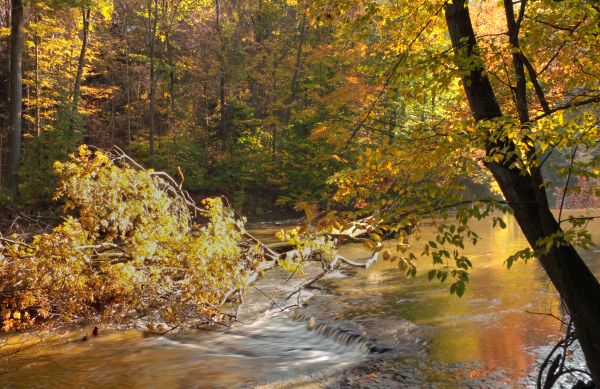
[521,54,550,114]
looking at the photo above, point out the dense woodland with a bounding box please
[0,0,412,211]
[0,0,597,210]
[0,0,599,386]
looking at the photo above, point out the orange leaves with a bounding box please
[0,310,34,333]
[354,199,367,209]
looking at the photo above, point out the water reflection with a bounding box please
[309,212,600,381]
[2,212,598,387]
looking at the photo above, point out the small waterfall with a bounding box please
[288,310,391,354]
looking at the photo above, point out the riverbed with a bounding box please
[1,212,599,388]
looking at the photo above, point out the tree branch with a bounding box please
[534,95,600,121]
[521,53,550,114]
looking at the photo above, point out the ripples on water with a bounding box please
[2,212,599,388]
[2,313,370,388]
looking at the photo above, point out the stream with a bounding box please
[1,212,599,388]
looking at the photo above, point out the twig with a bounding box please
[254,286,284,312]
[344,1,448,148]
[558,145,578,224]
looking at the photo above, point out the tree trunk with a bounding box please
[6,0,23,196]
[215,0,227,145]
[148,0,159,166]
[203,79,209,128]
[166,33,175,131]
[444,1,600,383]
[125,44,131,147]
[284,7,306,126]
[34,12,40,136]
[73,7,91,114]
[289,11,306,104]
[110,92,115,144]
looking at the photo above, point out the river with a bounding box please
[1,212,599,388]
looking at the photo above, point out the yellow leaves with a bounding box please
[72,149,85,163]
[277,228,336,267]
[52,160,65,175]
[96,0,115,21]
[278,257,304,275]
[346,75,360,84]
[2,148,255,331]
[492,153,504,163]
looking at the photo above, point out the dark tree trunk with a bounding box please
[73,7,91,114]
[125,44,131,146]
[444,0,600,383]
[284,7,306,126]
[6,0,23,196]
[289,11,306,104]
[219,74,226,140]
[148,0,158,166]
[166,34,175,129]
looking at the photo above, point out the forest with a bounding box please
[0,0,599,387]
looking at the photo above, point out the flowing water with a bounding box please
[2,212,599,388]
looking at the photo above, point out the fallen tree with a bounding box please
[0,145,379,333]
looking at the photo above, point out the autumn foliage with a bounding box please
[1,146,258,332]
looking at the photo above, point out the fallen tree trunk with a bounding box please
[1,146,383,332]
[223,216,383,317]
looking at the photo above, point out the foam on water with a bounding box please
[2,312,370,389]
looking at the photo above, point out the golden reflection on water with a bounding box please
[329,210,600,380]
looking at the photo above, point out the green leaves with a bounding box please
[505,247,533,270]
[492,216,506,229]
[450,279,466,298]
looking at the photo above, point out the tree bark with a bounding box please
[215,0,227,145]
[503,0,529,123]
[444,0,600,383]
[6,0,23,196]
[289,10,306,105]
[148,0,159,166]
[34,12,40,136]
[284,7,307,126]
[73,7,91,114]
[126,44,131,147]
[166,33,175,130]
